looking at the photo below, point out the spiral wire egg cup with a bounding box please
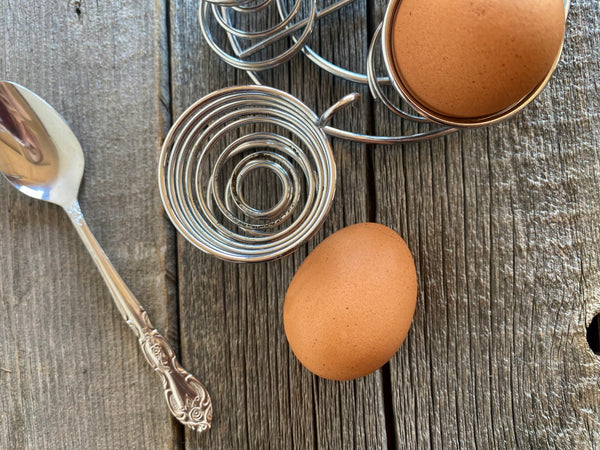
[159,85,361,262]
[160,0,569,261]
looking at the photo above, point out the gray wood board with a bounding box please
[371,1,600,448]
[0,1,177,448]
[1,0,599,448]
[169,0,387,448]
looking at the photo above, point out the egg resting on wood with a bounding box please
[283,223,417,380]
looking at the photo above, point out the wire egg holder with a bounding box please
[159,0,568,262]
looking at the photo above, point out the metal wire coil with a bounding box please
[199,0,457,143]
[199,0,318,72]
[159,85,338,262]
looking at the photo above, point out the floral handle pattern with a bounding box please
[133,311,212,431]
[66,201,212,432]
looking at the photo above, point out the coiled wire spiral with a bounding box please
[163,0,570,261]
[198,0,456,143]
[159,85,354,262]
[199,0,569,138]
[167,0,453,262]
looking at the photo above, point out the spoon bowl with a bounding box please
[0,82,83,205]
[0,80,212,432]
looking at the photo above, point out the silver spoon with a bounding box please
[0,80,212,432]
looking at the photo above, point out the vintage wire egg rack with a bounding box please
[159,0,569,262]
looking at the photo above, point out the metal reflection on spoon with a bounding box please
[0,81,212,432]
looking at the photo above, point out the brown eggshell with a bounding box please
[283,223,417,380]
[391,0,565,118]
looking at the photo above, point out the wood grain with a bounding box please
[371,1,600,448]
[0,1,178,448]
[169,0,388,448]
[2,0,599,448]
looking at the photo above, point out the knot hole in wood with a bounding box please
[587,313,600,355]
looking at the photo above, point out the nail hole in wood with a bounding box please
[586,313,600,355]
[73,1,82,18]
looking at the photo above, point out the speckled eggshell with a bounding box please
[391,0,565,118]
[283,223,417,380]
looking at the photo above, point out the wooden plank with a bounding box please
[0,1,179,448]
[169,0,388,447]
[2,0,596,447]
[372,1,600,447]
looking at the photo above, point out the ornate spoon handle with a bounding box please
[64,201,212,432]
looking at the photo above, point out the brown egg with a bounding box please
[390,0,565,119]
[283,223,417,380]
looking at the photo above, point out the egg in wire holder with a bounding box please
[160,0,569,262]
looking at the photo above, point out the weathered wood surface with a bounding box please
[372,2,600,448]
[169,0,389,448]
[1,0,599,448]
[0,1,177,448]
[171,0,600,447]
